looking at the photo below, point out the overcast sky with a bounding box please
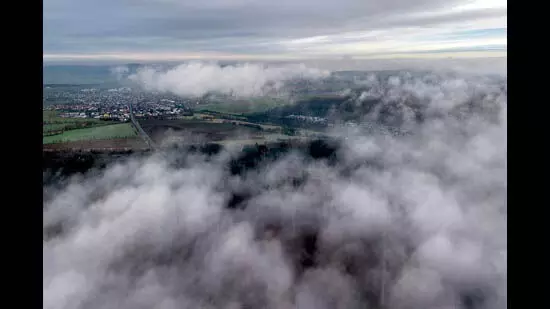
[43,0,506,62]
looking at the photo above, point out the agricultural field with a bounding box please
[43,110,109,136]
[43,138,148,151]
[198,97,288,115]
[139,119,264,144]
[216,135,305,147]
[43,123,138,144]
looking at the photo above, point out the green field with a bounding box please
[43,123,137,144]
[43,110,110,135]
[199,97,288,115]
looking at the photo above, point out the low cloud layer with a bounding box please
[110,65,130,80]
[44,71,506,309]
[128,62,330,97]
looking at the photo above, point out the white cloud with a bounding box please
[279,15,506,58]
[110,65,130,80]
[44,70,506,309]
[128,62,330,97]
[454,0,507,11]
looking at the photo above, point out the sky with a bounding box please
[43,0,506,63]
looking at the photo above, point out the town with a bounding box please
[43,86,195,122]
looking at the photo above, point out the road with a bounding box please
[128,103,157,150]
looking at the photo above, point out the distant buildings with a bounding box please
[59,112,87,118]
[43,87,191,122]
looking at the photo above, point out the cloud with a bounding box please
[110,65,130,80]
[300,57,507,76]
[128,62,330,97]
[44,70,506,309]
[44,0,506,60]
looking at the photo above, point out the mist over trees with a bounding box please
[44,68,506,309]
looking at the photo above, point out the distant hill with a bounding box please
[42,64,148,85]
[43,65,116,85]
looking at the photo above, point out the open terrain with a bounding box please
[43,110,110,136]
[43,138,148,151]
[198,97,288,115]
[138,119,265,144]
[43,123,138,144]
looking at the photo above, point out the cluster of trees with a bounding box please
[43,130,64,137]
